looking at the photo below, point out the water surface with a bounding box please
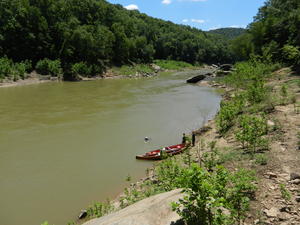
[0,70,221,225]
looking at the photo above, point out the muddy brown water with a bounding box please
[0,70,221,225]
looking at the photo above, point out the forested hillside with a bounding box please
[0,0,233,80]
[231,0,300,70]
[208,28,245,40]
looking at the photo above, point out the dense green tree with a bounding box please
[232,0,300,69]
[208,28,245,40]
[0,0,235,79]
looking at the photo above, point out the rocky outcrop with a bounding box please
[82,189,184,225]
[215,64,234,77]
[150,64,161,73]
[219,64,233,71]
[186,74,206,83]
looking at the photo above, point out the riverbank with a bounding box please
[0,72,59,88]
[78,65,300,225]
[0,60,203,88]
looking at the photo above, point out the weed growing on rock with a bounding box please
[279,184,291,201]
[86,201,114,218]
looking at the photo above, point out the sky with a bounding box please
[107,0,266,31]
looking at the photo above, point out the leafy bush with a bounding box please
[0,57,29,81]
[279,84,290,105]
[155,158,184,191]
[217,95,245,134]
[71,62,92,77]
[246,78,267,104]
[86,201,114,218]
[235,115,268,155]
[223,61,274,89]
[13,62,27,79]
[282,44,300,66]
[172,165,257,225]
[202,141,220,171]
[22,59,33,73]
[0,57,13,79]
[255,154,268,165]
[36,58,62,76]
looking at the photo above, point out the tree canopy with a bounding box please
[0,0,234,78]
[231,0,300,69]
[208,28,245,40]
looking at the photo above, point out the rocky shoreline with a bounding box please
[0,63,219,88]
[0,64,165,88]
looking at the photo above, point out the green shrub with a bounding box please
[22,59,33,73]
[223,61,274,89]
[279,184,291,201]
[91,63,105,75]
[235,115,268,155]
[172,165,257,225]
[13,62,27,79]
[202,141,220,171]
[219,149,242,164]
[155,158,184,191]
[86,201,114,218]
[36,58,62,76]
[282,44,300,66]
[71,62,92,77]
[255,154,268,165]
[217,96,245,134]
[246,78,267,104]
[0,57,13,79]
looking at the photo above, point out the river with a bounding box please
[0,70,221,225]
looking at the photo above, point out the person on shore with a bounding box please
[182,133,187,145]
[192,131,196,146]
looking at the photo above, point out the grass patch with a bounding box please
[222,60,279,89]
[279,184,291,201]
[153,60,195,70]
[255,154,268,165]
[112,64,155,76]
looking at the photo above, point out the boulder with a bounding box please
[290,173,300,181]
[264,207,278,218]
[290,179,300,184]
[83,189,184,225]
[216,70,231,77]
[186,74,206,83]
[264,172,277,179]
[150,64,161,73]
[219,64,233,71]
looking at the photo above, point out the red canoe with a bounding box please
[136,143,186,160]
